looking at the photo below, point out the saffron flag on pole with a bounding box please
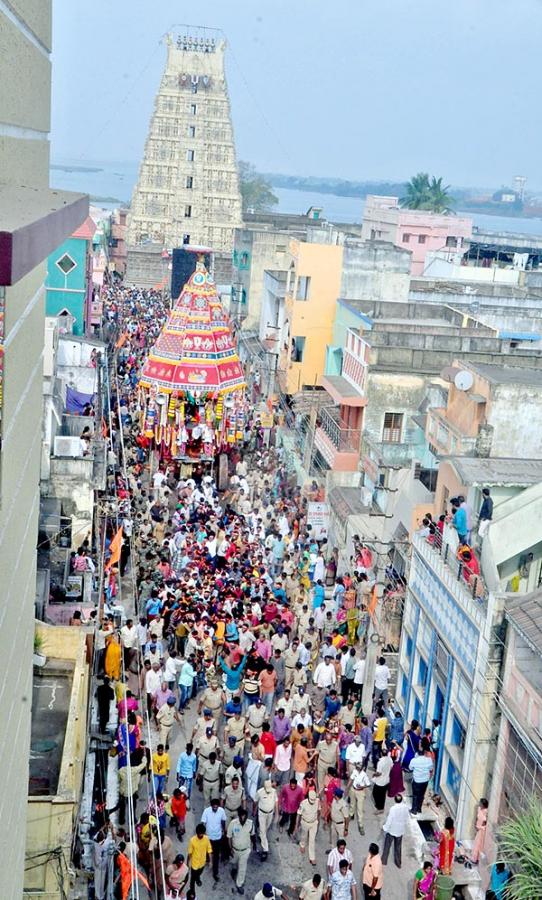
[368,584,378,621]
[106,527,123,571]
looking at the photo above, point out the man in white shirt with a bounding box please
[313,655,337,687]
[206,533,217,560]
[374,656,391,704]
[345,735,366,775]
[409,750,433,814]
[164,650,182,690]
[327,838,353,876]
[347,762,371,834]
[120,618,138,672]
[353,657,366,700]
[382,794,410,868]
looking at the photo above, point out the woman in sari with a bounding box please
[438,816,455,875]
[104,633,122,681]
[387,744,405,797]
[402,720,421,771]
[325,549,338,587]
[471,798,488,863]
[116,712,140,769]
[320,766,341,824]
[412,862,436,899]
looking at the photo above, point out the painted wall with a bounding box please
[361,196,473,275]
[46,236,87,334]
[285,240,343,394]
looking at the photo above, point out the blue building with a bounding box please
[46,217,96,335]
[397,530,501,833]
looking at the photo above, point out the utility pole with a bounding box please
[361,585,382,717]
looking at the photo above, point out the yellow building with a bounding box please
[25,624,90,897]
[279,239,343,395]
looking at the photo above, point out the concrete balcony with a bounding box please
[314,407,361,471]
[412,530,488,626]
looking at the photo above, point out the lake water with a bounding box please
[50,157,542,236]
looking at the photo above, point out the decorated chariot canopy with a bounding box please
[138,258,247,460]
[139,259,246,395]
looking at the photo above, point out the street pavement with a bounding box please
[138,695,423,900]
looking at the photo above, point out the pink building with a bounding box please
[361,195,472,275]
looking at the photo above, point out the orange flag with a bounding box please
[115,332,129,349]
[368,584,378,620]
[106,527,123,570]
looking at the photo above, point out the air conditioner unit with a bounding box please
[54,436,82,458]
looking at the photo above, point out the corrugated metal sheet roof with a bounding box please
[506,590,542,657]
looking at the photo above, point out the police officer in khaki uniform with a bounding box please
[329,787,349,843]
[225,710,247,744]
[223,774,245,823]
[200,750,221,804]
[196,726,219,762]
[227,807,254,895]
[198,680,225,728]
[247,697,266,737]
[296,789,320,864]
[283,639,300,690]
[255,780,278,861]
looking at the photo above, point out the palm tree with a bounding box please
[499,799,542,900]
[400,172,455,213]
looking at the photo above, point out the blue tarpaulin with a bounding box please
[66,387,95,414]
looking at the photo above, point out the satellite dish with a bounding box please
[454,370,474,391]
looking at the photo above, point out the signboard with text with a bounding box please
[307,502,329,540]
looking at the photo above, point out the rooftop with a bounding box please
[449,456,542,487]
[29,661,72,796]
[328,486,371,519]
[506,590,542,658]
[466,362,542,386]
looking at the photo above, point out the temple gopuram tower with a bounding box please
[128,28,242,260]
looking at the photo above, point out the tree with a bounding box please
[499,800,542,900]
[400,172,455,213]
[238,161,278,213]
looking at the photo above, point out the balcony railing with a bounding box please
[317,407,361,452]
[412,530,488,612]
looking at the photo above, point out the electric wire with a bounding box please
[111,340,168,898]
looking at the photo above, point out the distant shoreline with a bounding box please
[51,164,103,174]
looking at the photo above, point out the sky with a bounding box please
[51,0,542,188]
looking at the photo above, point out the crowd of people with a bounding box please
[88,285,463,900]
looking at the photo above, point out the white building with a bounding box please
[0,2,87,893]
[398,477,542,835]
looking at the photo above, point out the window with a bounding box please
[418,657,428,687]
[296,275,311,301]
[446,758,461,798]
[182,233,190,245]
[406,634,413,660]
[418,234,427,244]
[186,175,193,189]
[56,253,77,275]
[382,412,403,443]
[451,716,466,750]
[186,149,195,162]
[291,337,305,363]
[446,236,458,248]
[190,103,197,115]
[403,233,411,243]
[188,125,196,138]
[184,205,192,218]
